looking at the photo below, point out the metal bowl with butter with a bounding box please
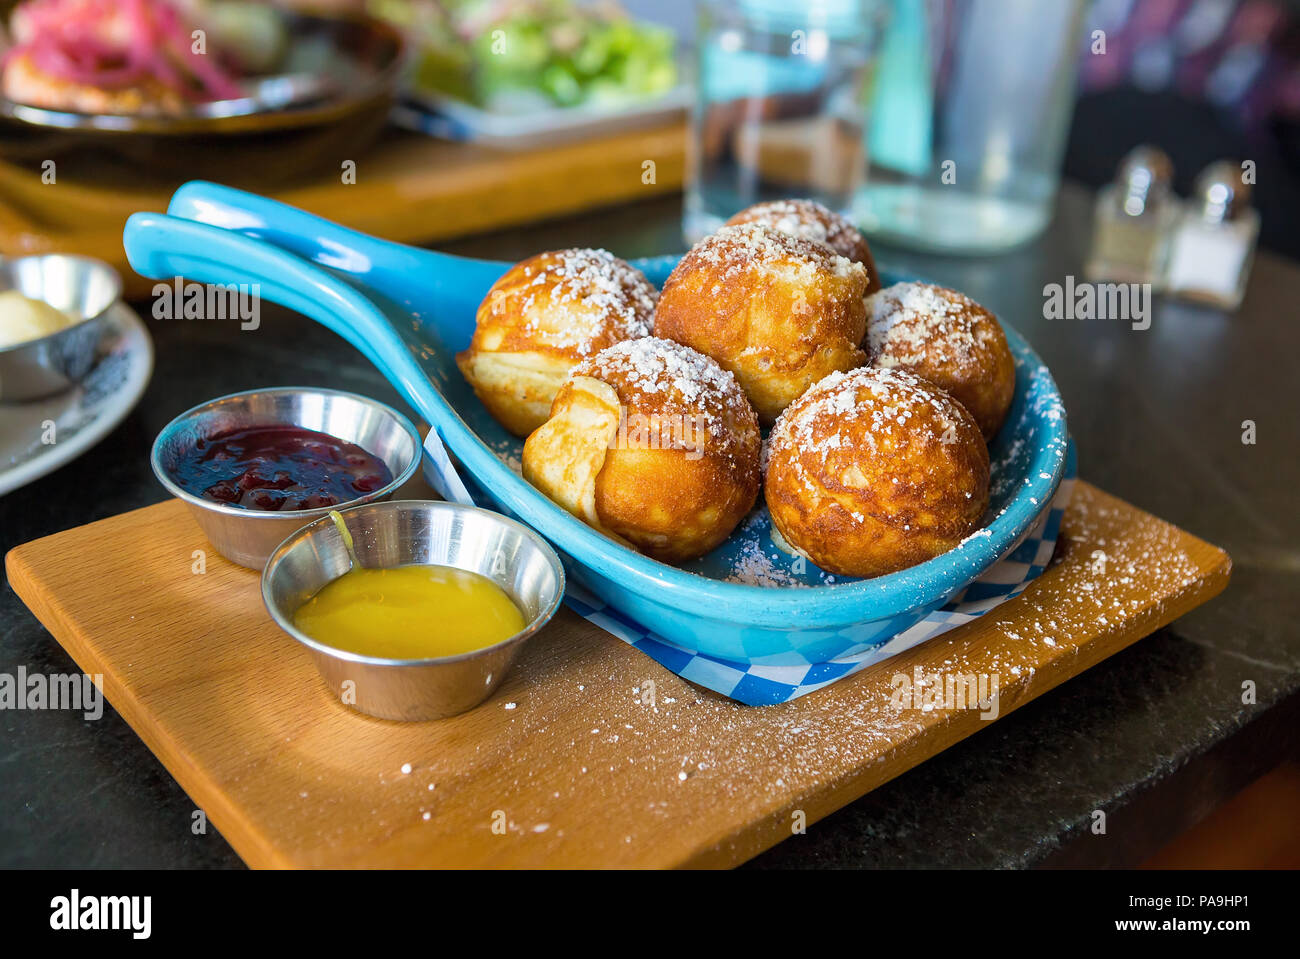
[0,254,122,402]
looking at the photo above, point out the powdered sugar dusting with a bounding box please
[867,281,995,372]
[574,337,751,428]
[517,248,655,355]
[730,198,864,263]
[768,366,968,495]
[719,510,825,587]
[489,434,523,474]
[728,538,807,587]
[685,222,862,286]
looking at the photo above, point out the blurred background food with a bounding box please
[1,0,1298,269]
[0,0,402,186]
[370,0,677,111]
[0,0,288,114]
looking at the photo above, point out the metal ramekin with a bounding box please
[261,500,565,721]
[151,387,422,569]
[0,254,122,401]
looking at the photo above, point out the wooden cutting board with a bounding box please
[6,480,1229,868]
[0,123,686,298]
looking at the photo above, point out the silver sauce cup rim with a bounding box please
[261,499,567,668]
[150,385,422,522]
[0,253,122,355]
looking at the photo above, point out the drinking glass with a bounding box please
[852,0,1088,253]
[685,0,889,243]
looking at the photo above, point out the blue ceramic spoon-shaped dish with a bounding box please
[124,182,1069,665]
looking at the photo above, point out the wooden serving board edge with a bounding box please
[6,503,291,868]
[684,536,1232,868]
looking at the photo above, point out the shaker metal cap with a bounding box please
[1116,145,1174,216]
[1193,160,1253,225]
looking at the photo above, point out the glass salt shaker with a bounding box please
[1164,161,1260,311]
[1086,145,1177,287]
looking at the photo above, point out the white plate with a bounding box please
[391,85,691,149]
[0,302,153,497]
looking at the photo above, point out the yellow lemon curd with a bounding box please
[293,565,526,659]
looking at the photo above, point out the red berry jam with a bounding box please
[175,425,393,511]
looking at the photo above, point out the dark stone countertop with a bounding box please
[1,183,1296,868]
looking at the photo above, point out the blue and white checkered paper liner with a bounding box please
[566,443,1077,706]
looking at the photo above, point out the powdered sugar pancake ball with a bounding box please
[726,198,882,297]
[764,367,989,578]
[456,249,656,437]
[523,337,760,563]
[867,282,1015,441]
[654,223,869,424]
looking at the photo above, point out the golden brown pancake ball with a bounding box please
[866,282,1016,441]
[523,337,760,563]
[654,223,869,424]
[456,248,656,437]
[764,366,990,578]
[726,198,882,297]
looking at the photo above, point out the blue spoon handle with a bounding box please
[165,181,509,319]
[164,180,683,291]
[123,212,442,426]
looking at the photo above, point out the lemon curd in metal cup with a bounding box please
[262,500,565,722]
[292,564,527,659]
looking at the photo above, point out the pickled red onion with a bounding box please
[2,0,242,101]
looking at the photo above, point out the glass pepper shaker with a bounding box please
[1086,145,1177,287]
[1164,161,1260,310]
[1086,141,1180,283]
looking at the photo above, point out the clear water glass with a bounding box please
[685,0,888,244]
[852,0,1087,253]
